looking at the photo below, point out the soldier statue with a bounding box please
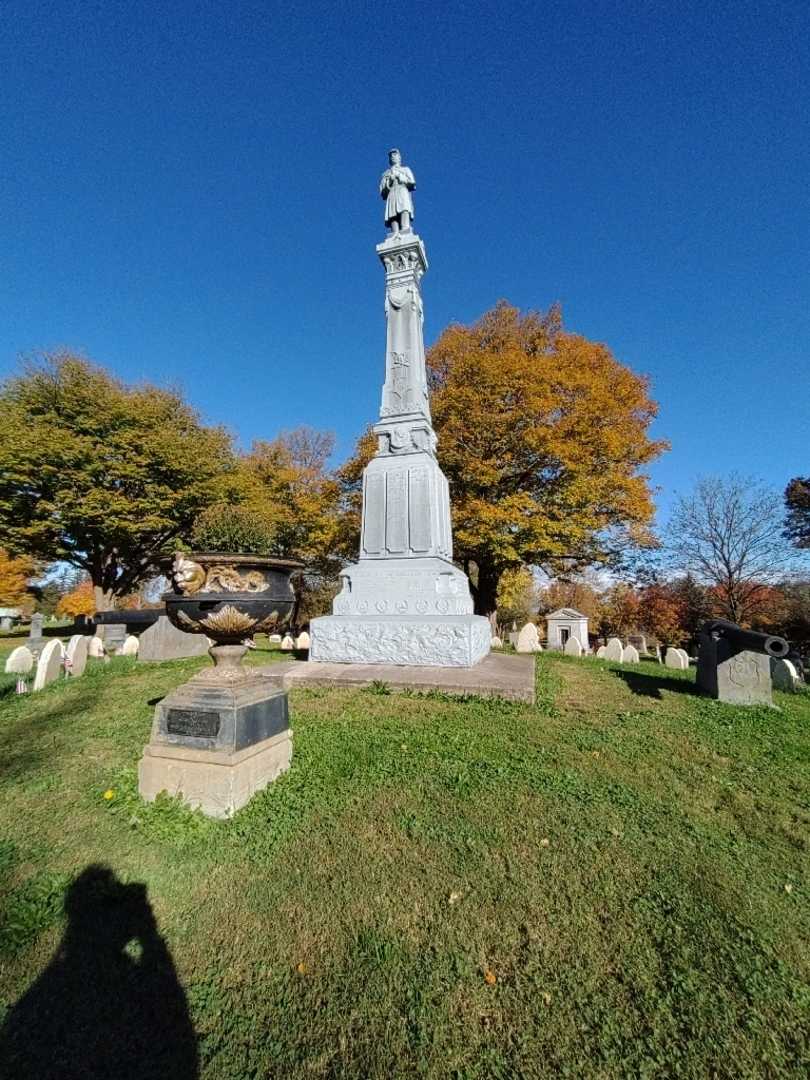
[379,148,415,235]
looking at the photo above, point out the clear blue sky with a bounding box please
[2,1,808,525]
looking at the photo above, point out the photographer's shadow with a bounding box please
[0,864,198,1079]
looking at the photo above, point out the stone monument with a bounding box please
[137,614,210,663]
[545,608,589,652]
[310,150,490,668]
[696,619,788,707]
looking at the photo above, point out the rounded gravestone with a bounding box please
[665,647,687,670]
[490,635,503,648]
[771,657,798,692]
[121,635,139,657]
[67,635,90,677]
[33,639,64,691]
[516,623,540,653]
[5,645,34,675]
[564,637,583,657]
[296,631,311,650]
[596,644,607,658]
[88,636,105,658]
[604,637,624,662]
[281,634,295,651]
[621,644,640,664]
[677,649,690,666]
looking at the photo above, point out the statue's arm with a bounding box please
[403,167,416,189]
[380,171,391,198]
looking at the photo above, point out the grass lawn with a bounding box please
[0,648,808,1078]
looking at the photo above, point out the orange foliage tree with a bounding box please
[424,303,667,618]
[0,548,35,609]
[56,579,96,618]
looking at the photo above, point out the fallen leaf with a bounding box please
[541,991,552,1006]
[539,838,550,848]
[448,891,463,905]
[296,962,307,975]
[784,884,793,894]
[484,969,497,985]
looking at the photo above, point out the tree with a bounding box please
[0,353,235,609]
[538,578,603,623]
[784,478,810,548]
[666,475,803,625]
[0,548,35,608]
[495,566,540,628]
[636,583,686,645]
[56,580,96,618]
[425,303,667,618]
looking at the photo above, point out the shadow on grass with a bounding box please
[0,865,198,1079]
[613,668,701,700]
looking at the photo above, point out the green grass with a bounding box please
[0,650,808,1078]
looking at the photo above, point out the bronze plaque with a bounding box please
[166,708,220,738]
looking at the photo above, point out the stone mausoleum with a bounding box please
[545,608,589,652]
[310,149,490,667]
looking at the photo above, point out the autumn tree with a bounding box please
[56,579,96,618]
[424,303,666,618]
[537,578,603,623]
[495,566,540,628]
[636,583,686,645]
[0,353,235,609]
[784,478,810,548]
[666,475,803,625]
[0,549,35,610]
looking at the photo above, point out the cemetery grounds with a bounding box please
[0,639,808,1078]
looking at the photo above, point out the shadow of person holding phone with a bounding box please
[0,864,198,1079]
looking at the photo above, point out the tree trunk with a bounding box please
[473,562,500,632]
[93,584,114,613]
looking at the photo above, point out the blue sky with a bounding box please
[2,0,808,526]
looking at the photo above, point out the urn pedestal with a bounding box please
[138,553,302,818]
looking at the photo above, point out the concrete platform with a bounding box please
[256,651,535,704]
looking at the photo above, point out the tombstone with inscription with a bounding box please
[310,150,490,668]
[696,619,788,707]
[137,615,211,662]
[604,637,624,662]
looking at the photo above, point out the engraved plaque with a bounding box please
[166,708,221,738]
[362,474,385,554]
[386,471,408,553]
[408,467,432,552]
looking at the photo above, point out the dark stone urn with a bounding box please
[165,552,303,679]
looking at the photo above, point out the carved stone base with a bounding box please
[309,613,491,667]
[138,729,292,819]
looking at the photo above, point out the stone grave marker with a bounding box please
[490,635,502,648]
[621,644,640,664]
[268,634,282,645]
[66,635,89,677]
[604,637,624,662]
[121,635,139,657]
[138,615,210,662]
[628,633,649,656]
[295,631,311,650]
[665,647,688,670]
[5,644,34,694]
[564,637,583,657]
[88,636,105,658]
[516,623,540,653]
[280,634,295,651]
[99,623,127,653]
[771,657,799,693]
[596,645,607,658]
[33,639,64,691]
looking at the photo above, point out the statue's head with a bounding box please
[388,148,401,165]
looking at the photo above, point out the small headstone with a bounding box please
[564,637,583,657]
[88,636,105,658]
[628,633,649,656]
[596,645,607,658]
[665,647,688,670]
[621,644,640,664]
[5,646,34,675]
[28,613,44,639]
[295,631,311,650]
[655,645,662,663]
[280,634,295,651]
[66,635,89,677]
[677,648,690,666]
[604,637,624,662]
[33,639,64,691]
[516,623,540,653]
[268,634,282,645]
[490,636,503,648]
[137,615,210,662]
[771,657,799,693]
[98,623,127,653]
[121,635,139,657]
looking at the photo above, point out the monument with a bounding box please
[696,619,789,707]
[310,150,490,667]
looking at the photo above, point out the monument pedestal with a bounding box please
[138,669,291,818]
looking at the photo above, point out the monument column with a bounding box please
[310,150,490,668]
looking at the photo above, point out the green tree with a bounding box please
[0,353,235,609]
[784,478,810,548]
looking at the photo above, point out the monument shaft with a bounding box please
[310,153,490,667]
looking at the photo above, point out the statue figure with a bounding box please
[380,148,415,235]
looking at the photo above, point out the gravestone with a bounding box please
[564,637,583,657]
[137,615,210,662]
[596,645,607,658]
[604,637,624,662]
[33,639,63,691]
[665,647,688,670]
[66,635,89,677]
[5,645,34,675]
[281,634,295,651]
[88,636,105,658]
[677,649,690,667]
[99,623,127,653]
[516,623,540,653]
[771,657,799,693]
[490,636,502,648]
[29,613,44,639]
[628,633,649,656]
[655,645,662,663]
[621,644,640,664]
[508,631,519,646]
[121,635,139,657]
[295,631,311,650]
[268,634,282,645]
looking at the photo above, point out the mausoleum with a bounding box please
[545,608,589,652]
